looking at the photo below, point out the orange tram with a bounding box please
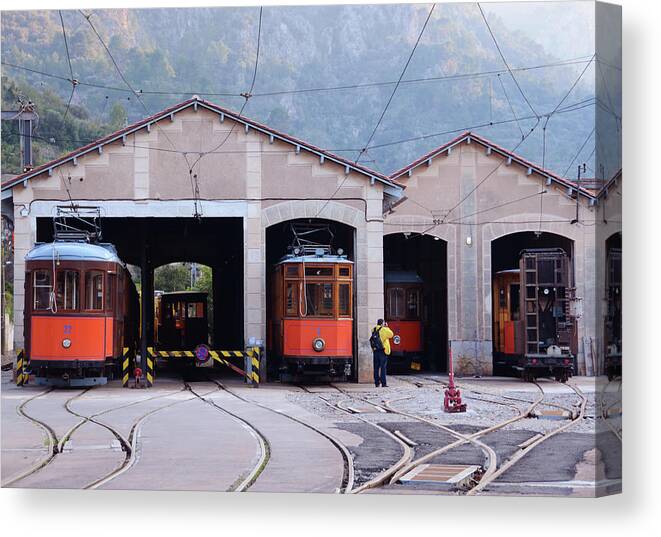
[24,241,139,386]
[492,248,577,382]
[269,246,353,381]
[384,270,424,370]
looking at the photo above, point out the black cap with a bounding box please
[377,318,384,325]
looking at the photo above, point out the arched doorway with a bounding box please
[490,231,575,377]
[383,233,448,372]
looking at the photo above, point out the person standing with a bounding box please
[369,319,394,387]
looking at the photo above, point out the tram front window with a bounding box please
[305,282,334,317]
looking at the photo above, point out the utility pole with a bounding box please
[571,163,586,225]
[1,100,38,172]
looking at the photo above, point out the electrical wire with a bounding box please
[58,11,77,125]
[478,3,537,118]
[314,3,436,219]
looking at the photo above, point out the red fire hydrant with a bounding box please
[133,367,143,388]
[444,346,467,413]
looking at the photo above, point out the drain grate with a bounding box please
[399,464,480,489]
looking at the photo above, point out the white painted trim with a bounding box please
[27,199,249,218]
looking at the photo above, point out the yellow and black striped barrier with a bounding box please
[145,354,155,387]
[122,347,132,388]
[15,349,28,386]
[147,346,261,386]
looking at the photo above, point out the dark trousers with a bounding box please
[373,349,388,386]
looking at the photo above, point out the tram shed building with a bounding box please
[1,97,619,381]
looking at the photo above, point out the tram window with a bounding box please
[106,274,114,310]
[339,267,350,277]
[305,283,334,316]
[286,265,299,277]
[187,302,204,318]
[57,270,79,310]
[387,288,405,318]
[85,271,104,310]
[338,283,351,316]
[305,266,333,277]
[33,270,52,310]
[510,284,520,320]
[406,289,420,319]
[285,282,298,315]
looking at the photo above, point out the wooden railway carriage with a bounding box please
[155,291,209,351]
[24,241,139,386]
[492,248,577,382]
[384,270,424,370]
[604,248,622,380]
[270,247,353,381]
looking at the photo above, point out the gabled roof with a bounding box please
[389,131,597,202]
[597,168,622,199]
[1,96,401,195]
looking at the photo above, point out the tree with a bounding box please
[154,263,190,292]
[108,102,128,130]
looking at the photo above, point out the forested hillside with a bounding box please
[1,4,610,178]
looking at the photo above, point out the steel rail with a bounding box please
[185,381,271,492]
[328,384,497,492]
[86,386,198,489]
[466,380,587,495]
[211,379,354,493]
[1,388,57,487]
[599,377,622,442]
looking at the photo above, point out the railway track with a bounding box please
[313,376,586,495]
[599,377,622,441]
[212,378,354,493]
[183,380,270,492]
[3,384,191,489]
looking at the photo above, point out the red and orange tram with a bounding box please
[24,241,139,386]
[384,270,424,370]
[269,246,353,381]
[492,248,577,382]
[604,247,622,380]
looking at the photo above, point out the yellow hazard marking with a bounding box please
[147,347,156,357]
[233,351,243,357]
[252,357,259,369]
[252,372,259,383]
[147,372,153,384]
[184,351,193,357]
[147,358,154,370]
[123,347,129,356]
[122,373,129,385]
[123,358,130,370]
[160,351,168,357]
[210,351,218,359]
[221,351,231,357]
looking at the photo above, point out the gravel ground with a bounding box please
[285,375,621,495]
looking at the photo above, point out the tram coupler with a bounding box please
[444,345,467,413]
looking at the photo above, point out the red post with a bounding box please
[444,343,466,413]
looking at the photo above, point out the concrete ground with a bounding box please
[1,368,621,497]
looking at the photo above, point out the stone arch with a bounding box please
[261,200,363,230]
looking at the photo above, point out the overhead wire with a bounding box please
[314,3,436,218]
[58,10,78,125]
[478,3,538,119]
[435,53,597,226]
[0,55,595,100]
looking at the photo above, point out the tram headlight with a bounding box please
[393,335,401,345]
[62,338,71,349]
[312,338,326,352]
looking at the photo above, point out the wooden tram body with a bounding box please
[492,248,577,382]
[384,270,424,370]
[269,249,353,381]
[604,248,622,380]
[24,241,139,386]
[155,291,209,352]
